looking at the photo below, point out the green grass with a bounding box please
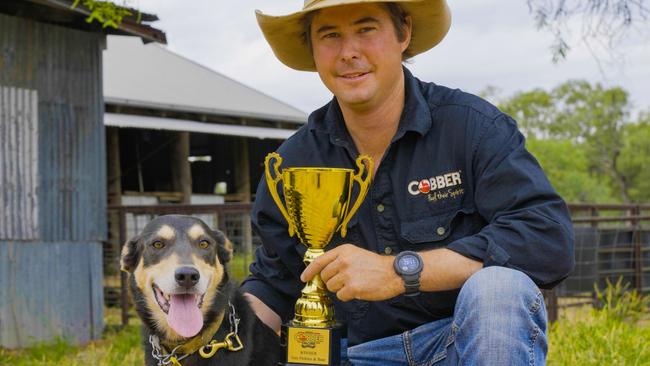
[549,309,650,365]
[1,275,648,365]
[0,308,143,366]
[548,279,650,365]
[228,252,253,282]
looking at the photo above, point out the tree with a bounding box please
[525,138,618,203]
[619,116,650,202]
[498,80,647,203]
[526,0,650,62]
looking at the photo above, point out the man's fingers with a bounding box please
[319,258,341,282]
[336,286,354,302]
[324,273,346,293]
[300,250,339,282]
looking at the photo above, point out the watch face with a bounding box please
[398,254,421,274]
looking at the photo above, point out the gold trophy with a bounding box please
[264,152,372,366]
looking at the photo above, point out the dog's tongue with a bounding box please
[168,294,203,338]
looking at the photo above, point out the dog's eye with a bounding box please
[151,240,164,249]
[198,240,210,249]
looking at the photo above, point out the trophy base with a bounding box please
[279,321,342,366]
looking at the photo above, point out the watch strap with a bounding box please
[403,278,420,296]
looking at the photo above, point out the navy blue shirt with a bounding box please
[241,68,574,346]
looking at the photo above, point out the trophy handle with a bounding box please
[338,155,373,238]
[264,153,296,237]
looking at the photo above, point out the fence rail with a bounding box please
[105,203,650,325]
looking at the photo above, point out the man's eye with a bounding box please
[359,27,375,33]
[323,32,339,39]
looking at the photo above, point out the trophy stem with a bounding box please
[292,247,336,328]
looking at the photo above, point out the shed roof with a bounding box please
[105,113,297,140]
[103,36,308,124]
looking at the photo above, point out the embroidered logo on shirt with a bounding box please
[407,170,463,196]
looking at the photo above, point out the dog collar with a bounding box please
[151,301,243,365]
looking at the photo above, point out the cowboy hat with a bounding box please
[255,0,451,71]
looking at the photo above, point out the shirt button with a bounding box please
[376,204,385,213]
[384,247,393,255]
[436,227,446,236]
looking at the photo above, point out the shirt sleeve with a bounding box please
[240,175,305,322]
[446,113,575,288]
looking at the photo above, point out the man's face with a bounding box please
[310,3,411,111]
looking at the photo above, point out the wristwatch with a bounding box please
[393,250,423,297]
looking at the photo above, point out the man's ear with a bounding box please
[212,229,233,264]
[401,15,413,53]
[120,236,141,272]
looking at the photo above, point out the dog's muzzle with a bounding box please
[175,266,200,288]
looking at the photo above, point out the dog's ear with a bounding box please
[120,236,142,272]
[212,229,233,264]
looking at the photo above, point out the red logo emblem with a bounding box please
[418,179,431,194]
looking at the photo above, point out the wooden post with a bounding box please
[119,208,129,327]
[234,137,252,272]
[171,131,192,204]
[106,127,122,276]
[631,206,642,292]
[543,289,558,323]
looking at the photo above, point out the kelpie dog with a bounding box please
[120,215,281,366]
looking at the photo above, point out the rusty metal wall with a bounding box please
[0,86,39,240]
[0,13,106,347]
[0,241,104,348]
[0,12,106,242]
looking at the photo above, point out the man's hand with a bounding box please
[300,244,404,302]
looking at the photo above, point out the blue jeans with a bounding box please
[341,267,548,365]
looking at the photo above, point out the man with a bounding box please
[241,0,575,365]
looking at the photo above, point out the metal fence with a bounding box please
[106,203,650,325]
[543,203,650,321]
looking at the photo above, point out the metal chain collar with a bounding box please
[148,301,242,366]
[229,301,240,335]
[198,301,244,358]
[149,335,190,366]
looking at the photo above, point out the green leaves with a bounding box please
[70,0,135,29]
[498,80,650,203]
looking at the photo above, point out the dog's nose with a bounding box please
[174,267,200,288]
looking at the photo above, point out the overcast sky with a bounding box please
[132,0,650,117]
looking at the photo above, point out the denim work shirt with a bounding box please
[241,68,575,346]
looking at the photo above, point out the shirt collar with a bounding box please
[308,67,432,143]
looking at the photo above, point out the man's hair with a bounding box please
[301,3,413,60]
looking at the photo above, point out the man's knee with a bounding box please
[457,266,541,312]
[453,267,548,364]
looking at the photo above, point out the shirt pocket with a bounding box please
[400,207,477,249]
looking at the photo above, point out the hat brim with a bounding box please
[256,0,451,71]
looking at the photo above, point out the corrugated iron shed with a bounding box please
[0,2,165,348]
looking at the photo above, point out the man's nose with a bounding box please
[174,266,200,288]
[339,36,360,62]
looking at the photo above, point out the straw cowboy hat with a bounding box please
[255,0,451,71]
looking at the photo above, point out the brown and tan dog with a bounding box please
[120,215,280,366]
